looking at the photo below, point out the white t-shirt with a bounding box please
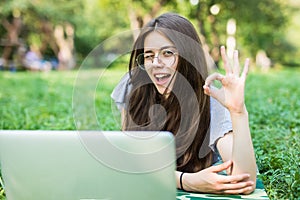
[111,72,232,153]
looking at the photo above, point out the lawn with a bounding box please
[0,66,299,199]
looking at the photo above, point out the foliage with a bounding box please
[230,0,294,64]
[0,67,300,199]
[0,0,297,66]
[75,0,130,56]
[186,0,294,64]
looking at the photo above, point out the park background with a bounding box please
[0,0,299,199]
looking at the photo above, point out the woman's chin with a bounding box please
[156,85,171,96]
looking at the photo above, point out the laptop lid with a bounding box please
[0,130,176,200]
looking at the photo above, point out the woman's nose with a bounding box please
[152,56,163,67]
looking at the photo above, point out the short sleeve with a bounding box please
[209,97,232,151]
[110,72,131,111]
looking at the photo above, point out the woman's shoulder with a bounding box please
[111,72,131,110]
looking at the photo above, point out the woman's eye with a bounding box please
[144,54,154,60]
[163,50,174,57]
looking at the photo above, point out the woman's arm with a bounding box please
[175,161,254,194]
[230,109,256,184]
[217,111,256,194]
[203,46,257,194]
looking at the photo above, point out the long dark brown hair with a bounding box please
[123,13,212,173]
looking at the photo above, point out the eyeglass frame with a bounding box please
[135,47,178,70]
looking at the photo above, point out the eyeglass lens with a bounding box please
[136,49,176,70]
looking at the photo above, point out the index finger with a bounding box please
[204,72,225,87]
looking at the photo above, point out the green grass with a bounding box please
[0,67,299,199]
[246,69,300,199]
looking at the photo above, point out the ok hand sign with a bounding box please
[203,46,249,114]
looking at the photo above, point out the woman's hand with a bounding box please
[203,46,249,114]
[182,160,255,194]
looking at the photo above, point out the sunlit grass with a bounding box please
[245,69,300,199]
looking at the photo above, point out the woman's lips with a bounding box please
[153,73,171,85]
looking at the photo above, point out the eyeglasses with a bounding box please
[136,49,178,70]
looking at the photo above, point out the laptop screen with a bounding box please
[0,130,176,200]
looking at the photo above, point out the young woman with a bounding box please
[111,12,256,194]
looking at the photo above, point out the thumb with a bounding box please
[203,85,224,104]
[203,73,225,102]
[211,160,232,173]
[203,85,218,98]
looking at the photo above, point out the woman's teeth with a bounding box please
[154,74,170,81]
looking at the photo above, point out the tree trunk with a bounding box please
[127,0,169,41]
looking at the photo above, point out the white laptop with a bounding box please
[0,130,176,200]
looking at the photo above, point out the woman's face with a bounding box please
[143,31,178,95]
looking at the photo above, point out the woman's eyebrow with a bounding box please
[160,45,176,50]
[144,46,177,53]
[144,49,154,54]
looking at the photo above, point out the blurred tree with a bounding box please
[0,10,23,70]
[0,0,82,69]
[0,0,294,68]
[124,0,292,66]
[185,0,292,66]
[225,0,292,65]
[128,0,177,39]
